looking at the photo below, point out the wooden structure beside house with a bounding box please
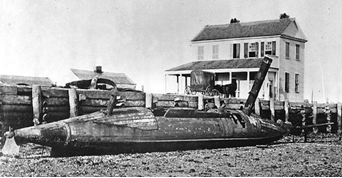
[165,15,307,102]
[0,75,53,87]
[71,66,137,90]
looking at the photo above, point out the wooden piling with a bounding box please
[325,106,332,133]
[312,101,318,133]
[32,85,42,126]
[214,96,220,109]
[270,97,275,121]
[337,103,342,139]
[284,100,289,123]
[198,94,204,110]
[107,94,117,116]
[145,93,153,109]
[254,98,260,116]
[68,88,78,117]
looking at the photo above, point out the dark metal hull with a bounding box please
[50,135,283,156]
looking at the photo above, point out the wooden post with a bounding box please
[32,85,42,126]
[145,93,153,109]
[300,110,307,142]
[312,101,318,133]
[198,94,204,110]
[107,93,117,116]
[214,96,220,109]
[284,100,289,123]
[337,103,342,140]
[254,98,260,116]
[325,106,332,133]
[270,97,275,121]
[68,88,78,117]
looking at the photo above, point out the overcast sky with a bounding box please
[1,0,342,102]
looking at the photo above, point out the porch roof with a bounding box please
[166,58,263,72]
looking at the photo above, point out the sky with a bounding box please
[1,0,342,103]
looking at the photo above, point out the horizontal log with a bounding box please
[80,106,106,113]
[80,99,109,107]
[290,102,313,108]
[45,97,69,106]
[222,98,246,104]
[225,103,245,110]
[47,106,70,112]
[0,95,31,105]
[118,91,145,101]
[125,100,145,107]
[0,112,33,120]
[0,105,32,113]
[42,88,69,98]
[0,85,18,95]
[155,101,198,108]
[153,93,198,102]
[77,89,111,99]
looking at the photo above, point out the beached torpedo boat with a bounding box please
[4,56,292,156]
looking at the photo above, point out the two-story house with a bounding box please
[165,16,307,102]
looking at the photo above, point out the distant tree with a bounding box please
[280,13,290,19]
[230,18,240,23]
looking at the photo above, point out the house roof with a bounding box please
[192,18,306,42]
[71,68,136,85]
[0,75,54,86]
[166,58,263,72]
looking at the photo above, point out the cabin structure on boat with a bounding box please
[165,15,307,102]
[0,75,54,87]
[71,66,137,90]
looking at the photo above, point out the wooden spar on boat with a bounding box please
[3,56,292,157]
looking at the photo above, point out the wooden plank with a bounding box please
[274,101,284,110]
[225,103,244,110]
[77,89,111,99]
[68,88,79,117]
[223,98,246,104]
[145,93,153,109]
[117,91,145,101]
[153,93,198,102]
[80,106,106,113]
[312,102,318,133]
[125,100,145,107]
[270,97,275,121]
[155,101,197,108]
[0,85,18,95]
[107,94,117,116]
[0,105,32,113]
[284,100,289,123]
[45,112,70,121]
[46,106,69,112]
[32,85,42,126]
[80,99,109,107]
[198,94,204,110]
[42,88,69,98]
[254,98,260,116]
[337,103,342,137]
[45,97,69,106]
[0,95,31,105]
[214,96,220,108]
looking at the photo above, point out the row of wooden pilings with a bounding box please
[145,93,342,136]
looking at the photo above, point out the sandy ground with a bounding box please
[0,133,341,177]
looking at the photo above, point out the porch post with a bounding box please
[177,75,179,93]
[180,74,183,94]
[165,74,167,93]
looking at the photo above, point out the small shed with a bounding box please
[71,66,136,90]
[0,75,54,86]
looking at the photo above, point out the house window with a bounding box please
[265,41,273,55]
[295,74,299,93]
[233,43,240,58]
[198,46,204,60]
[296,44,300,61]
[248,42,258,57]
[212,45,219,59]
[285,72,290,93]
[285,42,290,59]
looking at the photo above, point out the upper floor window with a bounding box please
[198,46,204,60]
[212,45,219,59]
[295,44,300,61]
[295,74,299,93]
[261,41,276,57]
[248,42,258,57]
[285,42,290,59]
[233,43,240,58]
[265,42,273,54]
[285,72,290,93]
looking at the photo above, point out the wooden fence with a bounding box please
[0,85,341,137]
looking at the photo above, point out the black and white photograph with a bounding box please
[0,0,342,176]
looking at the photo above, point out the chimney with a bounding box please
[95,66,103,73]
